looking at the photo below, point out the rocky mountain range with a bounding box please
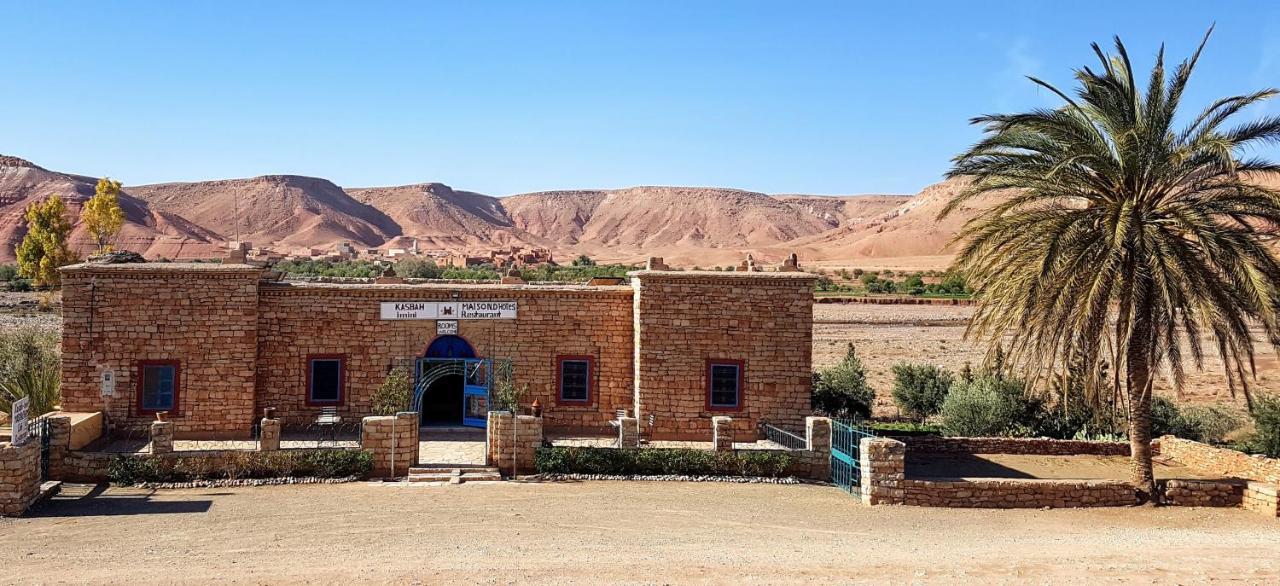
[0,154,983,268]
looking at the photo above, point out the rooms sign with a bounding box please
[380,301,517,320]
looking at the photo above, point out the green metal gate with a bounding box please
[831,420,875,493]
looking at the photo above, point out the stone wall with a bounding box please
[360,412,419,478]
[632,271,815,439]
[860,437,906,505]
[903,436,1130,456]
[1155,436,1280,484]
[60,263,262,436]
[901,478,1136,508]
[488,412,542,476]
[1159,479,1245,507]
[0,441,41,517]
[257,282,634,434]
[1243,483,1280,517]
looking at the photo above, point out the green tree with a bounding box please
[371,367,413,415]
[891,363,954,421]
[17,195,76,287]
[811,343,875,419]
[571,254,596,267]
[82,177,125,253]
[940,30,1280,501]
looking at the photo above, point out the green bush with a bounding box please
[812,343,875,419]
[869,421,943,436]
[1151,396,1243,443]
[938,374,1041,437]
[107,449,374,484]
[890,363,953,421]
[0,326,61,418]
[533,447,793,477]
[371,367,412,415]
[1246,395,1280,457]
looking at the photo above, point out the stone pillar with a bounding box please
[712,416,734,451]
[149,421,174,455]
[43,414,72,480]
[860,437,906,506]
[487,412,543,476]
[805,416,832,479]
[0,441,42,517]
[360,412,419,478]
[618,416,640,448]
[258,417,281,452]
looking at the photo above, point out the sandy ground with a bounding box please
[907,453,1212,480]
[3,482,1277,584]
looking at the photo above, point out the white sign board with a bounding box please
[100,368,116,397]
[10,397,29,446]
[436,320,459,335]
[380,301,517,320]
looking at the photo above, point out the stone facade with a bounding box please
[632,272,814,439]
[59,263,816,441]
[487,412,543,476]
[360,412,419,478]
[0,441,41,517]
[1155,436,1280,484]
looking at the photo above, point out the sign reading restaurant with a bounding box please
[380,301,517,320]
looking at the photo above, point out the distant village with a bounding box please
[235,238,558,270]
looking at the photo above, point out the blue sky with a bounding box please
[3,1,1278,196]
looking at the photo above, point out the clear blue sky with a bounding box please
[3,1,1278,196]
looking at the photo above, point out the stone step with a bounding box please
[407,467,503,484]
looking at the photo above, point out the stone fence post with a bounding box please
[712,416,734,451]
[860,437,906,506]
[361,412,419,478]
[150,420,174,455]
[487,412,543,476]
[258,417,281,452]
[0,441,42,517]
[805,417,832,479]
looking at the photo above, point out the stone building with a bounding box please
[58,263,815,440]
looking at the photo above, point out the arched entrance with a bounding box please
[413,335,489,428]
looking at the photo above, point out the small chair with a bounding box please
[315,407,341,445]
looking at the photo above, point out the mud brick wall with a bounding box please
[361,412,419,478]
[0,441,41,517]
[1155,436,1280,484]
[257,283,634,434]
[900,478,1137,508]
[60,263,262,437]
[632,271,815,439]
[488,412,542,476]
[903,437,1130,456]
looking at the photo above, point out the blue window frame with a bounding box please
[137,361,179,414]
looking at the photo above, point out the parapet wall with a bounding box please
[1156,436,1280,484]
[903,436,1130,456]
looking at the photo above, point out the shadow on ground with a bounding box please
[26,484,212,518]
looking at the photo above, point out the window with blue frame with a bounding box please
[557,356,593,405]
[707,360,744,411]
[137,361,179,414]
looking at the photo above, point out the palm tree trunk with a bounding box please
[1125,330,1159,504]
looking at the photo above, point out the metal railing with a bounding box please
[758,422,808,450]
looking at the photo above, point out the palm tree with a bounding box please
[941,29,1280,502]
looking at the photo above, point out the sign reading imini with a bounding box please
[380,301,517,320]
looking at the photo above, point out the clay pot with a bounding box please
[263,407,277,420]
[530,399,543,418]
[155,411,168,422]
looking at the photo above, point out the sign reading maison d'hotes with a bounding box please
[380,301,517,320]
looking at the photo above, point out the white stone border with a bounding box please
[130,475,362,489]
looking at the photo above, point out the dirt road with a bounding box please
[4,481,1278,584]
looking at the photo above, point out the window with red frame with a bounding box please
[707,360,743,410]
[308,356,344,405]
[557,356,592,404]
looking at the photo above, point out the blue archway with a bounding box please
[424,335,476,359]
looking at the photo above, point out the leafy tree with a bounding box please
[395,257,443,279]
[17,195,76,287]
[82,177,125,253]
[371,367,412,415]
[891,363,954,421]
[571,254,596,267]
[811,343,875,419]
[940,30,1280,501]
[938,374,1041,437]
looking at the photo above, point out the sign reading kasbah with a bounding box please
[379,301,517,320]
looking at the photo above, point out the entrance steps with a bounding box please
[407,465,503,484]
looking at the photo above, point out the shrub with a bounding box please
[938,374,1041,437]
[371,367,412,415]
[1150,396,1243,443]
[395,257,443,279]
[1246,394,1280,457]
[869,421,943,436]
[107,450,374,484]
[812,343,874,419]
[0,326,61,417]
[533,447,792,477]
[890,363,953,421]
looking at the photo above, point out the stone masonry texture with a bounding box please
[0,441,41,517]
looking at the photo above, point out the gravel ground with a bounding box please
[3,482,1278,584]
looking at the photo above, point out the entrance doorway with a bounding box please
[413,335,491,428]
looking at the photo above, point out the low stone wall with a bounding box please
[1244,483,1280,517]
[860,438,906,505]
[360,412,419,478]
[488,412,543,476]
[901,477,1136,508]
[56,447,367,483]
[903,436,1130,456]
[0,441,42,517]
[1156,436,1280,484]
[1159,479,1244,508]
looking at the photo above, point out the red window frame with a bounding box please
[305,354,346,407]
[135,360,181,417]
[706,359,745,412]
[555,355,594,406]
